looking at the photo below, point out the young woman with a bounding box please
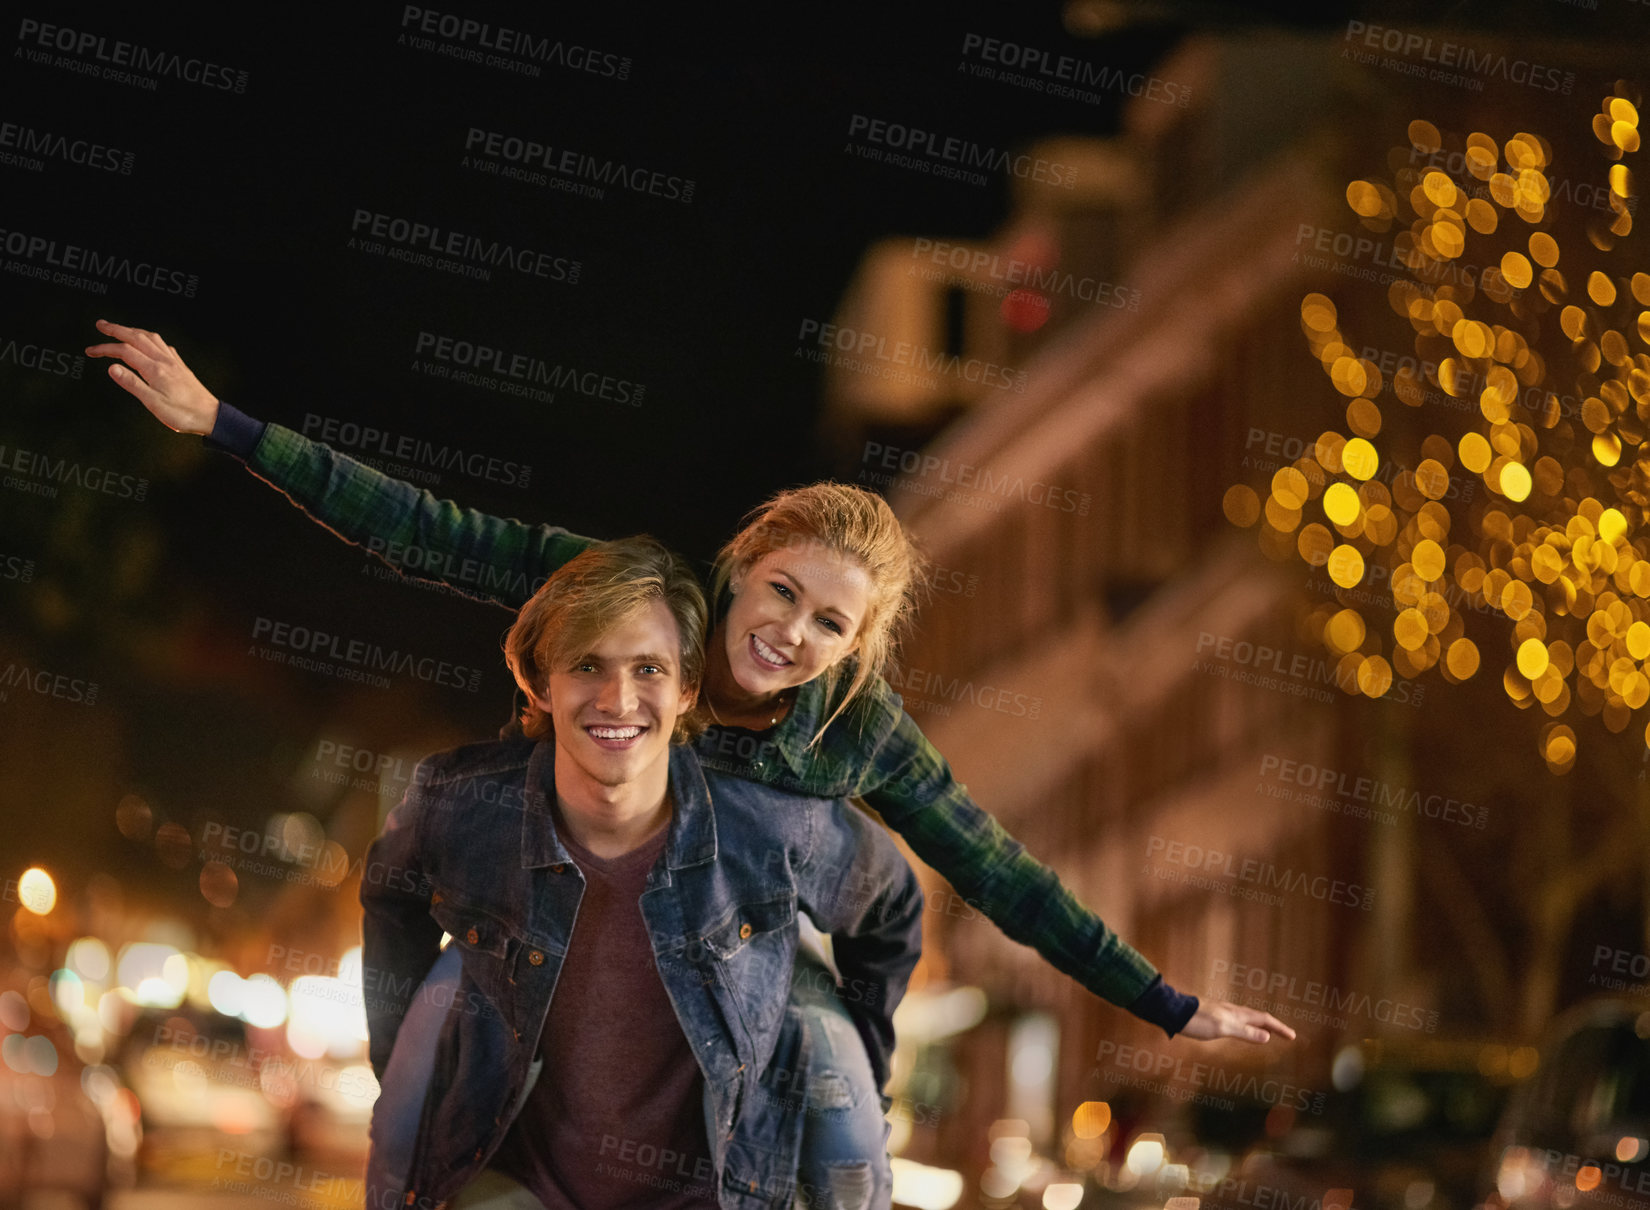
[88,320,1293,1199]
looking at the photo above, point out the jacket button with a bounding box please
[529,949,544,965]
[514,1029,522,1041]
[474,1147,484,1161]
[739,922,753,940]
[551,863,566,873]
[404,1194,416,1207]
[430,890,443,905]
[466,927,480,945]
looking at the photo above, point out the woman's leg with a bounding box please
[790,942,892,1210]
[365,944,462,1209]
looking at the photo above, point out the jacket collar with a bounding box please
[520,741,718,870]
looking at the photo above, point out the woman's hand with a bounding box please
[85,319,220,436]
[1180,999,1297,1044]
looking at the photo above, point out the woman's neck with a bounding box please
[704,618,792,727]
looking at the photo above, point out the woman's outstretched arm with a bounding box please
[87,319,598,610]
[856,698,1293,1045]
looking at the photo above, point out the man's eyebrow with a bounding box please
[568,652,675,665]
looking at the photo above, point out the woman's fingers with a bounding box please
[1182,999,1298,1044]
[86,319,219,435]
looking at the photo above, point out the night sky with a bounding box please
[0,0,1636,921]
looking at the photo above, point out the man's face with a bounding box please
[530,598,696,791]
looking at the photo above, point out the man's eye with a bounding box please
[639,664,663,675]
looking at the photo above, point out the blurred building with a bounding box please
[825,27,1647,1199]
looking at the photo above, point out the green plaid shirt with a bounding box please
[243,420,1161,1008]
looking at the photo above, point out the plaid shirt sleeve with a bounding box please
[245,422,599,611]
[853,696,1162,1010]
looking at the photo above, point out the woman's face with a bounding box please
[723,545,873,696]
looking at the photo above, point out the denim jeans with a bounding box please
[366,938,891,1208]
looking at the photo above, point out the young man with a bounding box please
[360,536,924,1209]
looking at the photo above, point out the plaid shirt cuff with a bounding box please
[203,399,266,462]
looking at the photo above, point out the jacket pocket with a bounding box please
[428,895,520,1029]
[697,895,798,1066]
[698,895,796,960]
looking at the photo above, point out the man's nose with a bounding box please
[596,673,638,714]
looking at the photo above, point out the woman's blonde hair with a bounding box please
[711,482,926,743]
[505,536,708,743]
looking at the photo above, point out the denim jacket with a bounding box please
[359,737,925,1208]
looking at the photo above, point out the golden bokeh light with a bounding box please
[1227,97,1650,769]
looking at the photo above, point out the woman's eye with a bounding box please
[818,618,842,635]
[771,582,794,601]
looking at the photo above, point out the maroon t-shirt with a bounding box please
[489,814,720,1208]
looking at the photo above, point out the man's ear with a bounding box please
[528,684,553,714]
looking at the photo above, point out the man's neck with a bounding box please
[552,746,673,860]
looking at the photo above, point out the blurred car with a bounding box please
[0,1013,138,1210]
[1212,1038,1517,1210]
[1478,999,1650,1210]
[117,1008,283,1179]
